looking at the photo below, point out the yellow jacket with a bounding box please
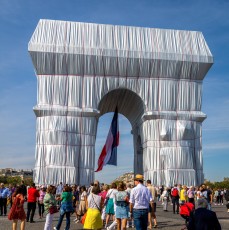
[180,189,188,201]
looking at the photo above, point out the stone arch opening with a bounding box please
[96,88,145,180]
[98,88,145,126]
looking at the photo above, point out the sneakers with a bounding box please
[53,228,57,230]
[75,219,80,223]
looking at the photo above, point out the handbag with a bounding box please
[125,195,129,203]
[81,211,87,224]
[49,205,58,214]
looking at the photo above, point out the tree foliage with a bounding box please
[205,180,229,189]
[6,176,21,185]
[0,176,7,184]
[0,176,33,186]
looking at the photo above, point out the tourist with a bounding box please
[224,188,229,212]
[129,174,152,230]
[179,201,194,228]
[200,184,212,210]
[56,182,63,207]
[105,182,118,229]
[180,185,188,205]
[171,184,180,214]
[72,185,80,222]
[75,185,87,223]
[54,185,74,230]
[157,186,161,202]
[161,187,169,211]
[56,182,64,196]
[10,184,17,207]
[187,198,221,230]
[84,184,103,229]
[125,183,134,228]
[8,185,26,230]
[99,184,109,226]
[187,186,195,206]
[0,183,10,216]
[43,185,57,230]
[20,181,27,199]
[196,186,202,200]
[26,183,40,223]
[114,182,129,230]
[219,189,224,205]
[38,186,46,218]
[214,189,219,205]
[146,179,158,228]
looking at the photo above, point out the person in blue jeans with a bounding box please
[129,175,153,230]
[54,185,74,230]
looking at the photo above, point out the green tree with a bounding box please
[0,176,7,184]
[23,178,34,186]
[6,176,21,185]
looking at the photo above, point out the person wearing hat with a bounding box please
[129,174,153,230]
[187,198,221,230]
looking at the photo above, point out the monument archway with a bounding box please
[29,19,213,186]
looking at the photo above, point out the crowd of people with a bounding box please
[0,177,229,230]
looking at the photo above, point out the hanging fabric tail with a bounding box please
[95,107,119,172]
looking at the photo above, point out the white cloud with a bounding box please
[204,142,229,151]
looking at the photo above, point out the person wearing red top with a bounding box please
[180,202,194,229]
[26,183,40,223]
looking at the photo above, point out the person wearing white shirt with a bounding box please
[56,182,64,195]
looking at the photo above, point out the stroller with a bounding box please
[179,202,194,230]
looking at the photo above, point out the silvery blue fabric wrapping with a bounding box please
[28,19,213,186]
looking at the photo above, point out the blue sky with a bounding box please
[0,0,228,183]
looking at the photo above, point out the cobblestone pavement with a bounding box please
[0,202,228,230]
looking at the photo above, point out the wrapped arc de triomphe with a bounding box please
[28,19,213,186]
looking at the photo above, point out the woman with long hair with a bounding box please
[99,184,109,226]
[114,182,129,230]
[84,184,103,229]
[54,185,74,230]
[38,186,46,219]
[8,185,26,230]
[75,186,87,223]
[105,182,118,228]
[43,185,56,230]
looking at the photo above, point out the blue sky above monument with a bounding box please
[0,0,228,183]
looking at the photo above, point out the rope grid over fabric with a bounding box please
[29,20,213,186]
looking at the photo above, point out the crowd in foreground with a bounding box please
[0,176,229,230]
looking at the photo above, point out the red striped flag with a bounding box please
[95,107,119,172]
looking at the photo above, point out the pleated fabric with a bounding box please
[29,20,213,186]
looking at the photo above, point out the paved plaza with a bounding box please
[1,202,229,230]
